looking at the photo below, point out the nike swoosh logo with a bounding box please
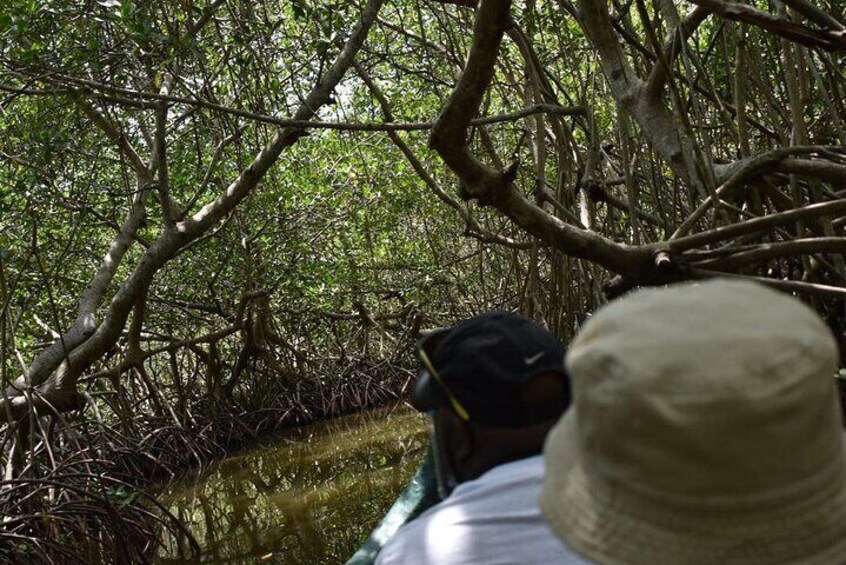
[524,352,545,365]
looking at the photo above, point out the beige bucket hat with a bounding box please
[541,279,846,565]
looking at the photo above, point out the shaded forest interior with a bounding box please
[1,0,846,561]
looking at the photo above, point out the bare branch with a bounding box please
[645,7,710,99]
[179,0,385,238]
[688,0,846,51]
[572,0,692,181]
[356,61,534,249]
[773,158,846,184]
[429,0,515,200]
[691,268,846,298]
[430,0,478,7]
[673,146,846,238]
[428,0,655,278]
[81,324,240,384]
[670,200,846,252]
[42,74,585,133]
[692,237,846,270]
[153,102,179,225]
[76,98,149,179]
[778,0,845,32]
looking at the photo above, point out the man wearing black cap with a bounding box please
[376,311,585,565]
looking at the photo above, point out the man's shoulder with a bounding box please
[452,454,545,496]
[376,455,565,565]
[476,454,544,482]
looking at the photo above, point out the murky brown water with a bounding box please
[154,404,428,564]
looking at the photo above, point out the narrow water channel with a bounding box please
[154,403,428,564]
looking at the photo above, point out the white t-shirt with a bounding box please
[375,455,592,565]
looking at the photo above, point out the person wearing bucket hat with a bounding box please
[540,279,846,565]
[376,310,586,565]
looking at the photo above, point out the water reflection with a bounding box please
[155,404,428,564]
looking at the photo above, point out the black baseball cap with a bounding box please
[411,311,570,427]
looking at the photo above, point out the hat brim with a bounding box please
[540,411,846,565]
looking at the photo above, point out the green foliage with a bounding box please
[1,0,845,559]
[0,0,843,498]
[105,484,141,508]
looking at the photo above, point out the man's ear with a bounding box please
[452,418,476,467]
[434,408,476,482]
[521,372,571,421]
[522,372,569,405]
